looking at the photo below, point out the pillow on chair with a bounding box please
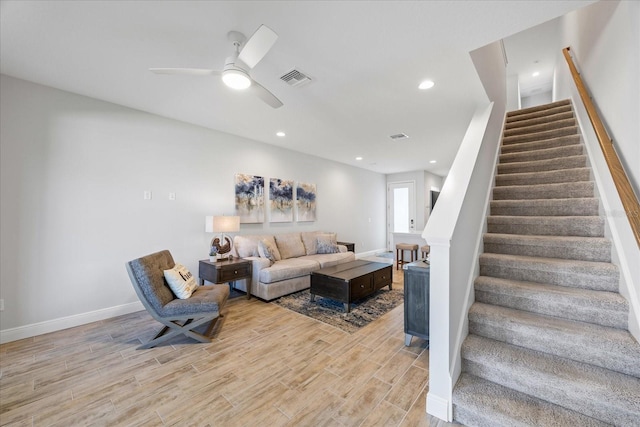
[163,263,198,299]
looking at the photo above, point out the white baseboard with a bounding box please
[426,391,452,422]
[355,247,389,259]
[0,301,144,344]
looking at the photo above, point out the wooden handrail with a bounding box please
[563,47,640,249]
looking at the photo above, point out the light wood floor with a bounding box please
[0,264,454,426]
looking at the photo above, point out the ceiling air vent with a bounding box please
[389,133,409,141]
[280,68,312,87]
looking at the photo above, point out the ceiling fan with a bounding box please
[150,25,283,108]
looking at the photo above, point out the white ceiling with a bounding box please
[0,1,595,176]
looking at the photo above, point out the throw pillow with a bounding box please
[316,233,339,254]
[163,263,198,299]
[301,231,320,255]
[258,238,281,263]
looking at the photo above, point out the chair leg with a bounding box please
[139,315,219,349]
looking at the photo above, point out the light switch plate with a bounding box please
[143,191,152,200]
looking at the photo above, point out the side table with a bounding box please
[199,258,252,299]
[337,241,355,252]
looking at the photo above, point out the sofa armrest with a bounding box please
[245,256,270,290]
[338,244,348,253]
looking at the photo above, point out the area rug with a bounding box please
[273,288,403,334]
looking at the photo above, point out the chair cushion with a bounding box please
[160,284,229,317]
[163,263,198,299]
[127,250,177,313]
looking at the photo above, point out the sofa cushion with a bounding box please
[259,258,320,284]
[258,238,280,264]
[304,251,356,268]
[301,231,321,255]
[317,233,339,254]
[275,232,306,259]
[163,263,198,299]
[234,234,277,259]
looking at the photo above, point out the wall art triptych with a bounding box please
[234,173,316,223]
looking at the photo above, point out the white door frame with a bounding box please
[387,181,416,251]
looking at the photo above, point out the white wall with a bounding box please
[521,90,553,108]
[0,75,387,339]
[424,171,444,225]
[556,0,640,195]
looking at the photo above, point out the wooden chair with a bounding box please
[126,250,229,349]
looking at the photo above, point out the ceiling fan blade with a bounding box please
[149,68,221,76]
[237,25,278,69]
[249,80,283,108]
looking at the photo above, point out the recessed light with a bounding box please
[429,160,437,164]
[532,71,540,77]
[355,156,363,161]
[276,131,286,137]
[419,80,435,90]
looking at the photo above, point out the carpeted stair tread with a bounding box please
[474,275,628,329]
[490,198,599,216]
[483,233,611,262]
[495,167,591,187]
[461,335,640,426]
[497,155,586,174]
[479,253,618,291]
[502,126,578,145]
[499,144,583,164]
[506,99,571,119]
[468,302,640,377]
[505,111,574,131]
[492,181,594,200]
[487,215,604,237]
[501,135,581,154]
[503,118,576,137]
[452,374,610,427]
[500,134,581,154]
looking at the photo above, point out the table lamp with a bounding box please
[205,215,240,261]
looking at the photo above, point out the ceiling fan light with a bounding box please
[222,69,251,90]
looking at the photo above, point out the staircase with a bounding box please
[452,100,640,426]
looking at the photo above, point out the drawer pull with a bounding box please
[234,270,238,274]
[360,284,364,288]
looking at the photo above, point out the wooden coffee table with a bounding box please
[310,260,392,313]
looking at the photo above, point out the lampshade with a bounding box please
[206,215,240,233]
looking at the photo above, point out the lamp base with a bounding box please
[216,254,230,262]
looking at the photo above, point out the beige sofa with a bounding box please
[230,231,355,300]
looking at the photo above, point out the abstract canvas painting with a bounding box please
[269,178,294,222]
[235,174,265,223]
[296,182,317,222]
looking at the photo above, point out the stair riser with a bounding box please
[474,289,627,329]
[487,220,604,237]
[461,358,638,425]
[501,135,581,154]
[500,145,583,164]
[479,264,618,291]
[505,111,574,131]
[504,118,576,137]
[484,241,610,262]
[497,156,586,174]
[490,199,600,217]
[496,168,591,187]
[468,317,639,377]
[503,126,578,145]
[493,183,594,200]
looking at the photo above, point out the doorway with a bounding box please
[387,181,416,250]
